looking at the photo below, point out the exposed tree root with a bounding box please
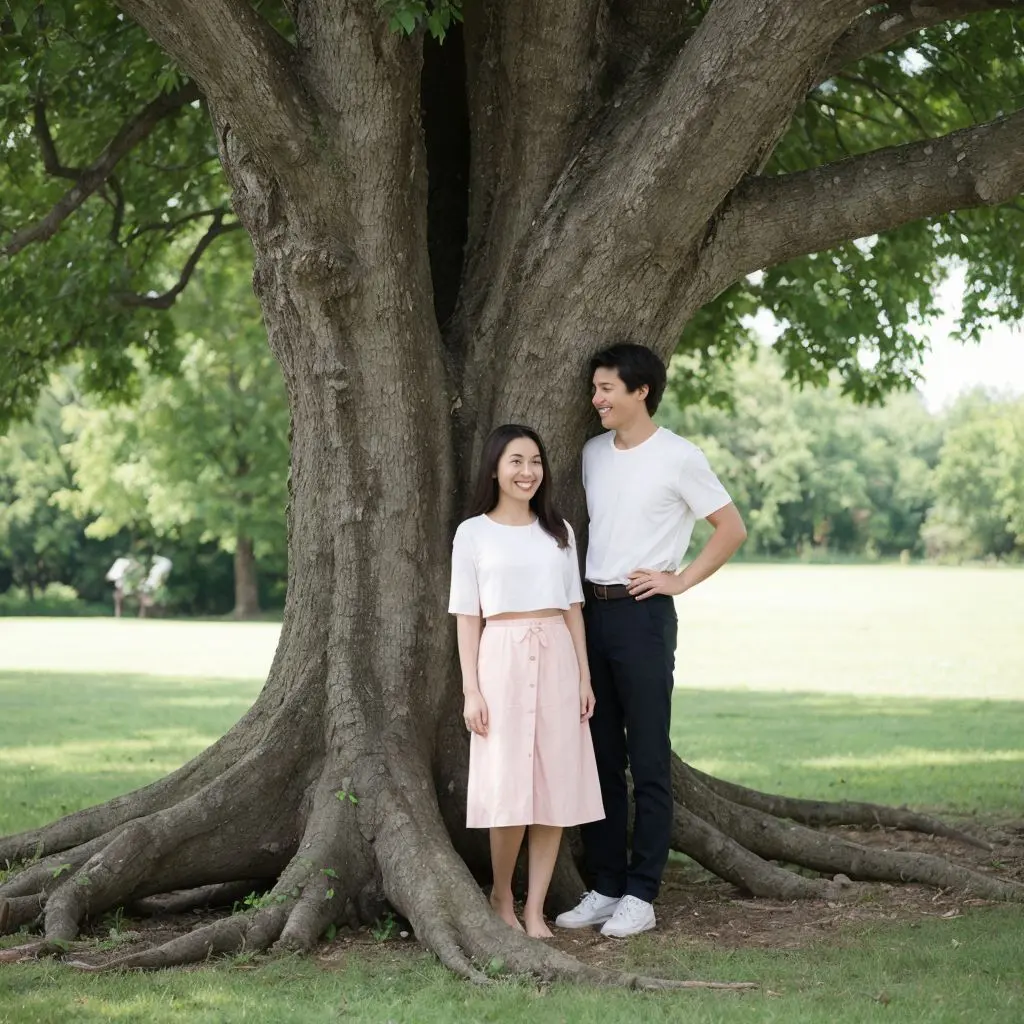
[671,802,831,900]
[367,775,757,991]
[0,939,74,963]
[0,894,43,932]
[1,746,308,950]
[0,714,259,868]
[0,836,109,901]
[71,905,292,971]
[130,880,274,916]
[689,767,993,850]
[2,709,1018,984]
[674,765,1023,902]
[0,652,323,873]
[20,767,755,989]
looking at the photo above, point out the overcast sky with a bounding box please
[916,269,1024,411]
[747,265,1024,412]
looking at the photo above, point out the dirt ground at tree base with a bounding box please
[552,819,1024,967]
[6,821,1022,972]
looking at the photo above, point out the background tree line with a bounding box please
[660,350,1024,563]
[0,244,289,618]
[3,304,1021,619]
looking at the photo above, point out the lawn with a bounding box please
[0,565,1022,1022]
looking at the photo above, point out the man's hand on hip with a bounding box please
[626,569,685,600]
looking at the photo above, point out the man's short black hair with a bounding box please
[589,343,667,415]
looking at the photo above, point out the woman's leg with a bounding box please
[489,825,526,930]
[523,824,563,938]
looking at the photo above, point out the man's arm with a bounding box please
[627,502,747,600]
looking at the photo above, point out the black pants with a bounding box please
[581,593,678,903]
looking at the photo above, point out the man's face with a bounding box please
[591,366,647,430]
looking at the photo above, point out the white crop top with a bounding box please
[448,514,585,618]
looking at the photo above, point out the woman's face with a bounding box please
[494,437,543,506]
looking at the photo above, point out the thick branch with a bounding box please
[711,106,1024,280]
[463,0,607,266]
[1,82,200,258]
[461,0,872,436]
[33,100,80,180]
[116,211,243,309]
[552,0,869,246]
[115,0,312,169]
[820,1,1022,84]
[606,0,704,73]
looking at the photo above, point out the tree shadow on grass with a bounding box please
[0,670,260,837]
[3,674,1023,839]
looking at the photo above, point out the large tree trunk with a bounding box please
[231,536,261,619]
[3,0,1024,984]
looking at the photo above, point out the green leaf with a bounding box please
[10,3,32,34]
[395,8,417,34]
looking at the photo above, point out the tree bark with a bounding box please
[231,536,261,619]
[3,0,1024,984]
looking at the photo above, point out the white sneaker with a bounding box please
[600,895,656,938]
[554,891,620,929]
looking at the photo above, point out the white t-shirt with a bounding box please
[583,427,731,585]
[448,515,585,618]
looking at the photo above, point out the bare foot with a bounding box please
[524,916,553,939]
[489,891,524,931]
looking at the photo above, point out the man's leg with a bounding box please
[580,601,628,899]
[608,595,678,903]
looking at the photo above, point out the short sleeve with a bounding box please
[564,522,585,606]
[677,446,732,520]
[448,524,481,615]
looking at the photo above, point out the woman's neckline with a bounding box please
[483,513,537,529]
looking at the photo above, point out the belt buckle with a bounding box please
[594,583,609,600]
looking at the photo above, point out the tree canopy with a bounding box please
[1,2,232,421]
[2,1,1023,419]
[55,243,289,614]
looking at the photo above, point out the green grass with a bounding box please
[1,565,1023,1022]
[677,691,1024,815]
[3,677,1022,839]
[2,911,1022,1024]
[0,672,259,837]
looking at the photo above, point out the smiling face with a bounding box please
[592,366,650,431]
[494,436,543,508]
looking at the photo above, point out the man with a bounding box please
[555,343,746,938]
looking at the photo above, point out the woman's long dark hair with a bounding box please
[465,424,569,548]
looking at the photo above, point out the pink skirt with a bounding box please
[467,617,605,829]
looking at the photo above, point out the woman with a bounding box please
[449,424,604,938]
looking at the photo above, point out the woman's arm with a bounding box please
[563,602,595,722]
[456,614,488,736]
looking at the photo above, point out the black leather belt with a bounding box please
[586,582,632,600]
